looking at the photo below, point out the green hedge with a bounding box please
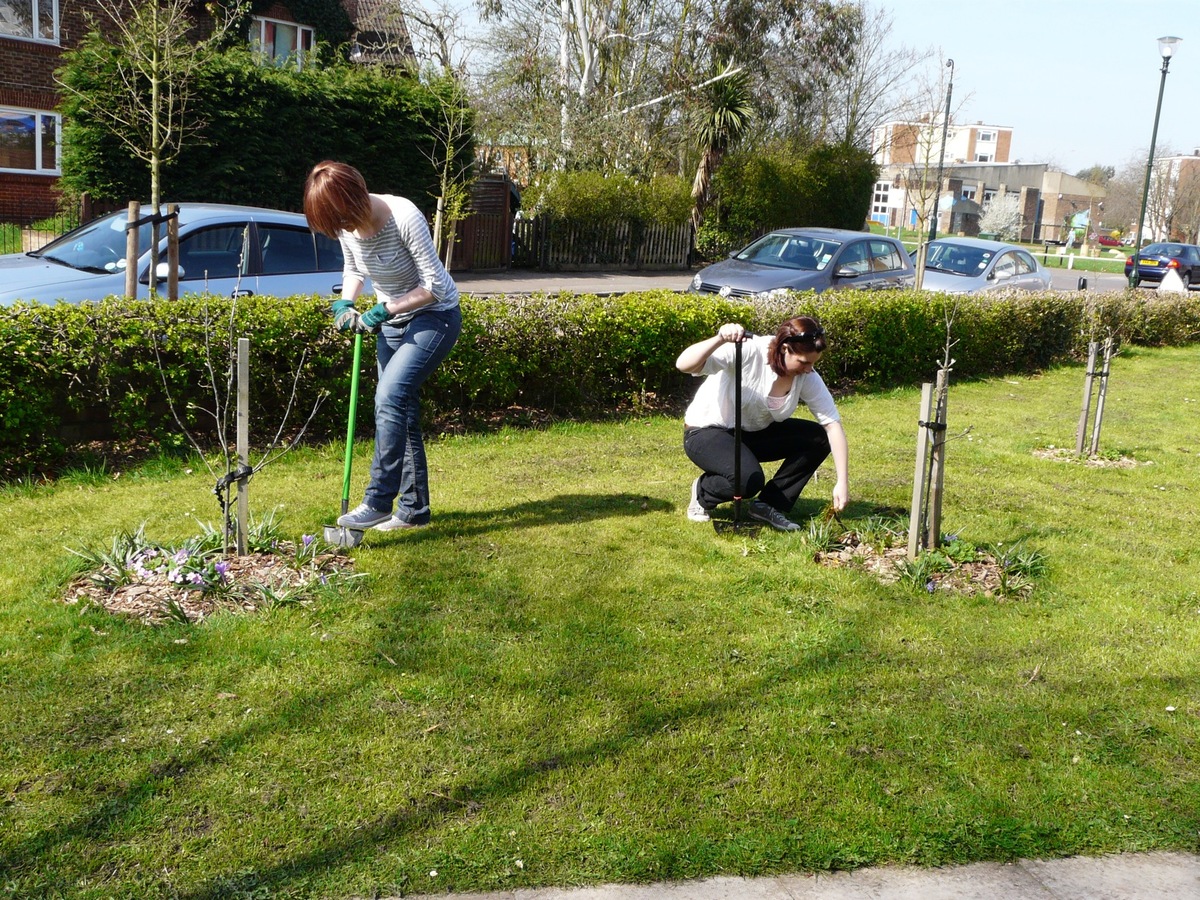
[2,289,1198,478]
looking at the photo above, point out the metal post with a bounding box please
[927,59,954,245]
[1131,51,1175,287]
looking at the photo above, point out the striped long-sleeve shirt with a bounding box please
[338,194,459,326]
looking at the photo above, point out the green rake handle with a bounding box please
[339,332,364,517]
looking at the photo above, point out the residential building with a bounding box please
[0,0,412,224]
[870,119,1106,242]
[872,119,1013,168]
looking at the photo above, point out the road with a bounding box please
[455,267,1138,296]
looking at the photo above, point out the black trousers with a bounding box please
[684,419,831,513]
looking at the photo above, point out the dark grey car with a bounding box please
[689,228,915,298]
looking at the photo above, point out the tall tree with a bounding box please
[58,0,243,289]
[690,63,755,232]
[58,0,243,213]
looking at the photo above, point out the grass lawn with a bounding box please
[1,346,1198,899]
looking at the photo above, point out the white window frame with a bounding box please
[977,130,996,143]
[0,107,61,175]
[0,0,59,43]
[250,16,314,69]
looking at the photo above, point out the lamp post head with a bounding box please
[1158,36,1182,59]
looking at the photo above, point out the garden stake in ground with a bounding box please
[907,365,950,559]
[1075,337,1115,457]
[1089,337,1115,456]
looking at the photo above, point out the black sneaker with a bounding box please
[747,500,801,532]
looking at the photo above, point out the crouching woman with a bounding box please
[676,316,849,531]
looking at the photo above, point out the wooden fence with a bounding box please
[512,218,691,270]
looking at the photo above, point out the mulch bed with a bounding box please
[65,546,355,625]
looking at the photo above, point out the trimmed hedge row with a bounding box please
[2,289,1198,477]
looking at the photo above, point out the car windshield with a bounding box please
[734,233,839,271]
[925,242,992,276]
[31,212,154,274]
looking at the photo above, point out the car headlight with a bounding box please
[690,273,702,290]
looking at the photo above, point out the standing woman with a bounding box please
[304,160,461,532]
[676,316,849,531]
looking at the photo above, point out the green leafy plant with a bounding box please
[898,549,953,592]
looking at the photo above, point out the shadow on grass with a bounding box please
[370,492,675,542]
[2,606,864,897]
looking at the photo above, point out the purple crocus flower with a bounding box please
[302,534,314,549]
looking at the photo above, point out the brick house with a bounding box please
[0,0,412,224]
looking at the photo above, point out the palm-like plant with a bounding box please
[690,63,756,233]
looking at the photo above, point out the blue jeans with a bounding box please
[363,305,461,524]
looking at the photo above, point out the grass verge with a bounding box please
[1,346,1198,898]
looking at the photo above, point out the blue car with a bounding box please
[1123,242,1200,288]
[0,203,349,306]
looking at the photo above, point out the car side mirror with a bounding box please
[139,263,182,285]
[993,269,1012,281]
[834,266,857,278]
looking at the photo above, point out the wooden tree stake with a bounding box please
[125,201,140,299]
[1076,341,1098,455]
[907,382,935,560]
[1089,337,1114,456]
[237,338,250,556]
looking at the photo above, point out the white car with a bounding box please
[0,203,352,306]
[918,237,1052,294]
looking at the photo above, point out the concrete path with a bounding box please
[394,851,1200,899]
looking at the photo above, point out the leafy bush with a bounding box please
[3,289,1199,479]
[700,142,879,258]
[524,171,692,226]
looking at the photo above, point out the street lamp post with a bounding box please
[927,59,955,244]
[1130,36,1182,287]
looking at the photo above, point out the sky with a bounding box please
[874,0,1200,175]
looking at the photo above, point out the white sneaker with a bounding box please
[337,503,391,529]
[747,500,801,532]
[687,477,711,522]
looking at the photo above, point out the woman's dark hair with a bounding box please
[767,316,827,376]
[303,161,372,238]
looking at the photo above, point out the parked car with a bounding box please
[0,203,349,306]
[916,237,1052,294]
[689,228,915,298]
[1123,242,1200,288]
[1095,232,1122,247]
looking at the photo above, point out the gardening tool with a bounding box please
[324,332,366,549]
[714,337,760,536]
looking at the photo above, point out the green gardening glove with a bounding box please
[330,298,360,332]
[359,302,391,331]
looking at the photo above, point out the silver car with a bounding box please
[918,237,1052,294]
[689,228,915,298]
[0,203,349,306]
